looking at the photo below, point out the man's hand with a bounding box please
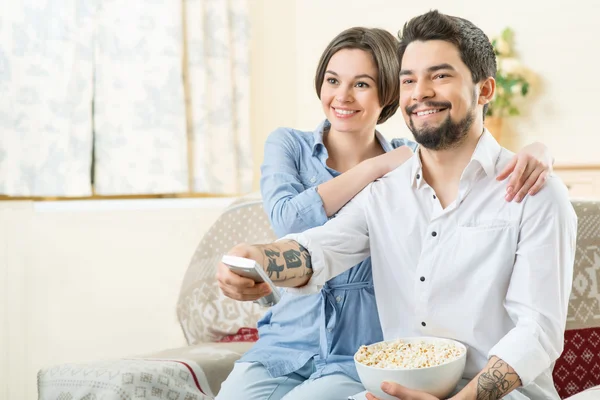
[496,141,553,202]
[216,243,272,301]
[365,382,440,400]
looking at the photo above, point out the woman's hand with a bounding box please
[496,142,553,202]
[216,244,272,301]
[371,145,414,177]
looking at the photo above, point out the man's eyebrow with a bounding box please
[399,64,457,76]
[428,63,456,73]
[325,70,376,82]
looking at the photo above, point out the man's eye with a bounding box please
[435,74,448,79]
[402,79,414,84]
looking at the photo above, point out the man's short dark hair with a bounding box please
[397,10,496,116]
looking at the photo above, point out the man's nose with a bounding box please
[412,80,434,102]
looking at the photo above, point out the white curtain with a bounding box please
[0,0,252,197]
[0,0,96,196]
[185,0,253,194]
[93,0,189,195]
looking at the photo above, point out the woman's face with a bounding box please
[320,48,383,134]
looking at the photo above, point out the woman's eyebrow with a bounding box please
[325,70,375,82]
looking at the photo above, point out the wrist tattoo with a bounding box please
[476,358,520,400]
[258,241,313,282]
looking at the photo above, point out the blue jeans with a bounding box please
[216,361,365,400]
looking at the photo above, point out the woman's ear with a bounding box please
[478,77,496,105]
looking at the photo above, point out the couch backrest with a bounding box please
[176,196,600,397]
[176,195,277,344]
[554,200,600,398]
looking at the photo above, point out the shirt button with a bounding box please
[431,231,437,237]
[327,328,333,332]
[433,194,436,199]
[421,321,426,327]
[335,296,342,303]
[310,176,317,183]
[416,174,421,179]
[420,276,425,282]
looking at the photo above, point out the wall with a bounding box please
[249,1,298,190]
[249,0,600,189]
[0,198,233,400]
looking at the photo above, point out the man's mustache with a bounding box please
[406,101,452,115]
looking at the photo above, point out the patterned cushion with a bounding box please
[37,342,254,399]
[553,201,600,398]
[176,195,277,344]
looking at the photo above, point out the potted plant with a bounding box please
[485,28,533,141]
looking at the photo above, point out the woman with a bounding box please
[216,27,552,400]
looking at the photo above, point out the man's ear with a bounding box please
[478,77,496,105]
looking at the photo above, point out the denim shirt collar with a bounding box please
[311,119,393,157]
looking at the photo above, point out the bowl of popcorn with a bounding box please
[354,337,467,400]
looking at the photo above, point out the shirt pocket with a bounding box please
[450,219,518,283]
[457,219,514,232]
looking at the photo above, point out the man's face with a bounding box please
[399,40,480,150]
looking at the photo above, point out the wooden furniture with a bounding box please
[553,164,600,199]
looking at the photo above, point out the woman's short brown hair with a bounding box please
[314,27,400,124]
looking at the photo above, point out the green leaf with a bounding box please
[501,27,514,43]
[521,82,529,96]
[508,106,520,116]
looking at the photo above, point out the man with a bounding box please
[217,10,576,400]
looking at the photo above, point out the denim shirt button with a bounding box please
[335,296,342,303]
[310,176,317,183]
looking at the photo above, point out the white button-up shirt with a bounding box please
[285,131,577,399]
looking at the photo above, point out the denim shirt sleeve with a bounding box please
[391,137,419,152]
[260,128,328,238]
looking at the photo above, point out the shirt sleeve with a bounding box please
[282,186,372,295]
[260,128,328,238]
[391,137,419,152]
[488,178,577,386]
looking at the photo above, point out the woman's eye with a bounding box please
[327,78,338,84]
[355,81,369,88]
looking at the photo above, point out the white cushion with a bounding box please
[566,385,600,400]
[176,196,276,343]
[38,342,254,399]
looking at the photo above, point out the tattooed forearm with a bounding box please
[256,240,313,287]
[299,243,312,270]
[475,357,521,400]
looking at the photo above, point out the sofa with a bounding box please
[37,197,600,399]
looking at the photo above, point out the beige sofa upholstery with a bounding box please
[37,198,600,400]
[38,196,274,400]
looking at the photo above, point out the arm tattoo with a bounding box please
[476,358,520,400]
[264,248,284,279]
[283,249,302,268]
[258,241,313,282]
[299,244,312,271]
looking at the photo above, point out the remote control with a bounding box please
[221,255,281,307]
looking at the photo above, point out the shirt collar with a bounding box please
[409,129,502,188]
[312,119,394,157]
[311,120,329,156]
[469,128,502,178]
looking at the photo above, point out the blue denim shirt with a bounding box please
[239,120,418,382]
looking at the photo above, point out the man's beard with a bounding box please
[407,101,475,151]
